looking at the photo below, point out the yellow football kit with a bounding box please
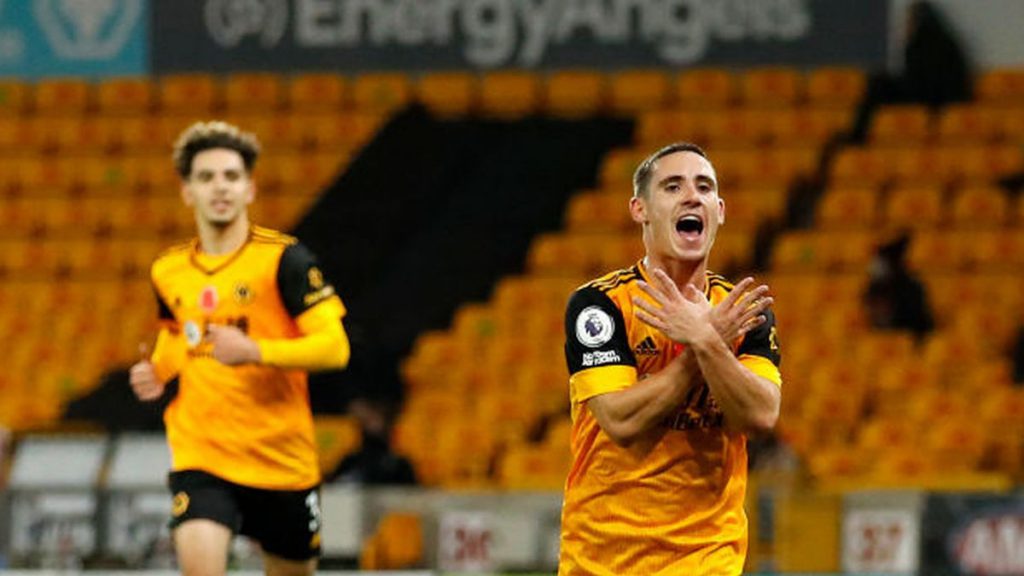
[149,226,349,490]
[559,261,782,576]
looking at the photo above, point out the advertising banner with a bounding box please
[152,0,888,73]
[920,493,1024,576]
[0,0,147,77]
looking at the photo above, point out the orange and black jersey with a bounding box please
[559,262,781,576]
[150,226,347,490]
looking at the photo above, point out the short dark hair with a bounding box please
[173,120,261,178]
[632,142,709,198]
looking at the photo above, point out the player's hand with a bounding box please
[632,268,717,345]
[708,276,773,345]
[207,324,261,366]
[129,343,164,402]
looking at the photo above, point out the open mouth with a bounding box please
[676,215,705,236]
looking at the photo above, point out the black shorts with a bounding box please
[168,470,322,561]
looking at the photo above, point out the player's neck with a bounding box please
[643,254,707,292]
[197,215,250,256]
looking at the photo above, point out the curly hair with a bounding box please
[172,120,261,178]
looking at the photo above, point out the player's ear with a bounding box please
[629,196,648,225]
[717,196,725,226]
[180,179,194,207]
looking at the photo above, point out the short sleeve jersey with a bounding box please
[150,226,346,490]
[558,262,781,576]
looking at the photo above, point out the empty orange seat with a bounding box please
[882,184,944,230]
[608,70,671,114]
[415,72,476,118]
[772,108,854,145]
[479,71,540,118]
[544,70,605,117]
[829,146,892,187]
[287,73,347,111]
[935,104,1000,143]
[907,230,971,272]
[816,186,879,229]
[975,69,1024,103]
[703,109,774,146]
[351,73,413,113]
[948,185,1009,228]
[869,105,932,144]
[158,73,220,113]
[739,67,802,106]
[95,77,154,114]
[675,68,735,108]
[33,78,91,114]
[634,110,708,146]
[564,192,631,233]
[600,148,648,189]
[806,67,866,109]
[223,73,284,112]
[0,80,30,114]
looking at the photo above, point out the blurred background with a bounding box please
[0,0,1023,574]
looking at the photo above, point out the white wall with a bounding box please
[890,0,1024,70]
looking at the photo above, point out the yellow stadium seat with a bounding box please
[949,184,1009,228]
[0,80,30,114]
[351,73,413,113]
[287,73,347,111]
[608,70,671,114]
[935,104,1000,143]
[816,185,879,229]
[564,191,631,233]
[922,330,990,371]
[158,73,220,113]
[303,111,386,151]
[969,229,1024,271]
[872,359,940,406]
[808,446,866,481]
[975,69,1024,104]
[479,71,540,118]
[675,68,735,109]
[773,108,854,145]
[1000,106,1024,142]
[888,145,959,186]
[882,184,944,230]
[770,231,828,272]
[415,72,477,118]
[926,417,987,471]
[949,304,1019,351]
[906,230,971,272]
[544,70,606,117]
[599,148,648,189]
[856,418,917,457]
[806,67,866,109]
[634,110,708,147]
[95,77,154,115]
[829,146,892,187]
[223,73,284,112]
[33,78,91,114]
[869,105,932,144]
[724,185,788,231]
[708,228,753,272]
[870,445,937,480]
[739,67,802,107]
[703,109,774,146]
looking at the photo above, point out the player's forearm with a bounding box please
[150,328,185,383]
[688,331,780,434]
[587,353,700,446]
[257,324,350,371]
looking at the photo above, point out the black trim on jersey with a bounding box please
[590,265,640,292]
[277,242,335,318]
[564,286,637,376]
[737,308,781,366]
[155,285,174,321]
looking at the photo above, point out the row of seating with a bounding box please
[870,103,1024,144]
[0,67,871,117]
[817,183,1019,230]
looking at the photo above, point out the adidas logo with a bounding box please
[634,336,658,356]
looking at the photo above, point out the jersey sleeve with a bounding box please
[276,242,345,319]
[737,308,782,386]
[564,286,638,403]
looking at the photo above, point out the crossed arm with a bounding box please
[586,274,779,447]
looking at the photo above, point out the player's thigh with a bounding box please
[174,518,233,576]
[239,484,322,563]
[262,552,317,576]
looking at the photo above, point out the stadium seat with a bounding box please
[703,109,774,146]
[415,72,477,118]
[95,77,154,115]
[634,110,708,147]
[829,146,892,187]
[33,78,91,114]
[223,73,284,112]
[738,67,802,107]
[882,184,944,230]
[806,67,866,109]
[771,108,853,145]
[543,70,606,117]
[479,71,540,118]
[351,73,413,113]
[0,79,30,114]
[564,191,631,233]
[868,105,932,144]
[975,69,1024,104]
[723,185,788,231]
[599,148,649,189]
[948,184,1009,228]
[303,111,386,151]
[287,72,347,111]
[935,104,1000,143]
[608,70,671,114]
[676,68,735,109]
[158,73,220,113]
[906,230,972,272]
[969,229,1024,271]
[815,185,879,229]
